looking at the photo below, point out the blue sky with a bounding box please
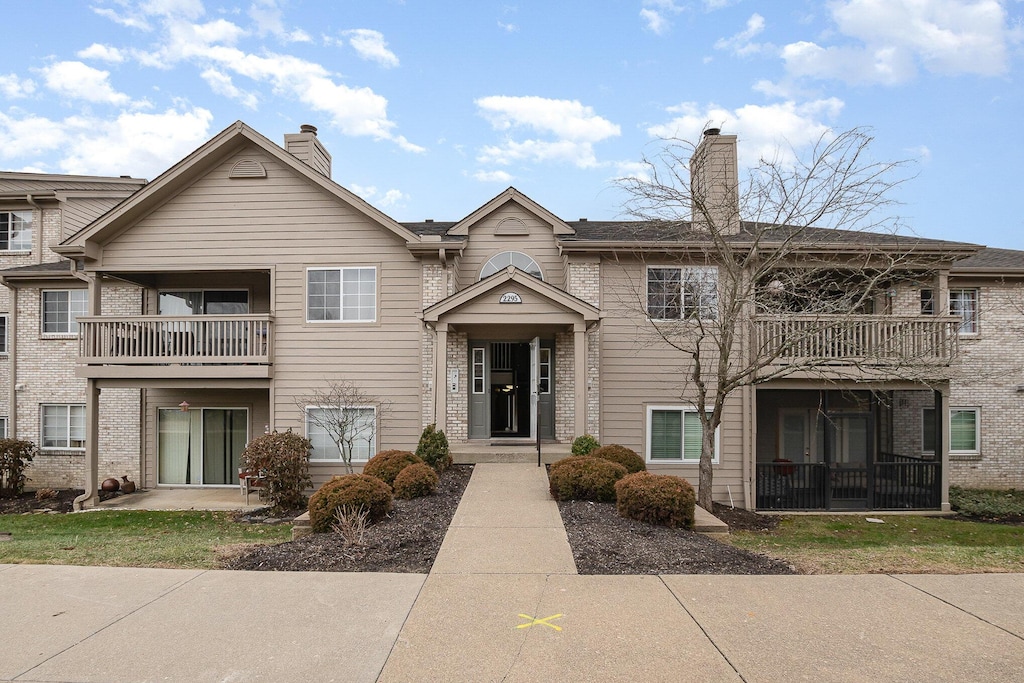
[2,1,1022,247]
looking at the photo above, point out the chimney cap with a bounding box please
[704,127,721,137]
[300,124,318,135]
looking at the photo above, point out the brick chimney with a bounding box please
[689,128,740,235]
[284,124,332,178]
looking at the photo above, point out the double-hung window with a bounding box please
[42,404,86,450]
[647,406,718,463]
[0,211,32,252]
[307,267,376,322]
[42,290,88,335]
[922,407,979,455]
[306,406,376,461]
[949,289,978,335]
[647,266,718,320]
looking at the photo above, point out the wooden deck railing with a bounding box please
[78,315,273,365]
[754,315,959,364]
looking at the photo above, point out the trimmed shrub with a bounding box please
[240,431,313,510]
[393,462,440,499]
[571,434,601,456]
[590,444,646,473]
[362,450,423,488]
[308,474,393,533]
[416,424,452,472]
[0,438,37,497]
[615,471,696,529]
[548,456,627,502]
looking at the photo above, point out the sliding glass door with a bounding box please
[158,408,248,485]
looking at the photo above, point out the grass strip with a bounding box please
[0,510,292,569]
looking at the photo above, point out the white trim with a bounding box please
[479,251,543,281]
[949,288,979,336]
[41,289,88,335]
[0,314,8,355]
[645,404,720,464]
[305,404,377,462]
[645,265,719,321]
[0,210,33,253]
[948,406,980,455]
[40,403,86,451]
[305,266,377,323]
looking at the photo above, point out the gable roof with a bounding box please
[951,247,1024,275]
[423,265,600,323]
[55,121,419,258]
[445,187,575,237]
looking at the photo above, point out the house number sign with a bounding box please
[499,292,523,304]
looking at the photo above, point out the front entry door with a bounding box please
[467,340,555,440]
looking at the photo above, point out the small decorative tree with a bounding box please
[239,431,312,510]
[0,438,37,498]
[415,423,452,472]
[297,380,391,474]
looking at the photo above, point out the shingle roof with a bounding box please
[0,260,73,279]
[0,172,145,193]
[952,247,1024,273]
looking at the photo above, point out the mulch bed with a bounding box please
[558,499,797,575]
[0,489,82,515]
[224,465,474,573]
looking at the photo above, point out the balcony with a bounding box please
[77,315,273,380]
[754,315,960,366]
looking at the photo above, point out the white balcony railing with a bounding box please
[78,315,273,365]
[754,314,959,364]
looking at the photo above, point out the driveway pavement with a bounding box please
[3,464,1023,682]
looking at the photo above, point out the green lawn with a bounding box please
[727,515,1024,574]
[0,510,292,569]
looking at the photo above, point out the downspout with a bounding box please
[2,280,17,438]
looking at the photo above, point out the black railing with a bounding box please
[756,457,940,511]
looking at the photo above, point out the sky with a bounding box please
[2,0,1023,248]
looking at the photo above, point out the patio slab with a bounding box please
[94,487,264,511]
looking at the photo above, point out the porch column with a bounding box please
[434,323,448,431]
[937,388,951,512]
[934,271,949,315]
[73,378,100,511]
[574,322,586,437]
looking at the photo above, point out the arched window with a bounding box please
[480,251,543,280]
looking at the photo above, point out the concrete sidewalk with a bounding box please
[3,464,1024,682]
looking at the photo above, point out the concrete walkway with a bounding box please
[3,464,1024,682]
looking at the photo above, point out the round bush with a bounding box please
[415,424,452,472]
[548,456,628,502]
[614,471,696,529]
[590,444,645,473]
[308,474,393,533]
[362,450,422,487]
[393,462,440,499]
[571,434,600,456]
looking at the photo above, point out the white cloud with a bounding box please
[475,95,620,169]
[248,0,312,42]
[498,21,519,33]
[77,43,126,63]
[200,68,259,108]
[641,0,683,35]
[612,160,650,183]
[40,61,132,106]
[714,13,768,56]
[473,169,514,183]
[0,107,213,178]
[648,99,844,168]
[91,6,153,31]
[0,74,36,99]
[343,29,399,68]
[782,0,1016,85]
[348,183,408,208]
[94,4,421,152]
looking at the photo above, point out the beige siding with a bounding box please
[454,204,566,291]
[598,257,745,501]
[100,144,424,465]
[61,197,130,240]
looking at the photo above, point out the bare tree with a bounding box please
[616,127,961,510]
[296,380,391,474]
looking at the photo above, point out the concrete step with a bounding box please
[451,443,571,465]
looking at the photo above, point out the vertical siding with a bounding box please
[455,204,567,290]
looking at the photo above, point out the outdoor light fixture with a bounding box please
[179,401,190,412]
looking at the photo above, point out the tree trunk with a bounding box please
[698,430,715,510]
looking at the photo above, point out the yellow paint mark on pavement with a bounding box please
[517,613,563,631]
